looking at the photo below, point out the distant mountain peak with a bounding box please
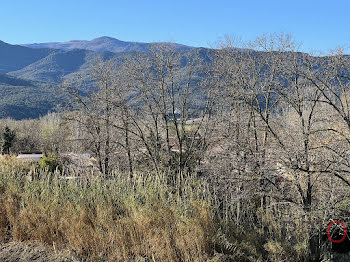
[93,36,119,41]
[90,36,125,44]
[21,37,193,53]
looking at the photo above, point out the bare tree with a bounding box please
[121,44,218,177]
[215,34,350,261]
[61,59,119,176]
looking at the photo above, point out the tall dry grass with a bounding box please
[0,157,216,261]
[0,156,313,261]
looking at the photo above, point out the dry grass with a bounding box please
[0,241,75,262]
[0,157,316,261]
[0,157,216,261]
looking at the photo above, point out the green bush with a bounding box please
[38,153,59,172]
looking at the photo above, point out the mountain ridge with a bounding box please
[0,37,339,120]
[0,39,202,119]
[21,36,194,53]
[0,41,54,73]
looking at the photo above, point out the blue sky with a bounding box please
[1,0,349,53]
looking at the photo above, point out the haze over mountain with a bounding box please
[22,36,194,53]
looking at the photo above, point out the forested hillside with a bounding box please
[0,36,348,120]
[0,40,53,73]
[0,39,209,119]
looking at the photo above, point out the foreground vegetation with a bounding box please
[0,157,349,261]
[0,158,213,261]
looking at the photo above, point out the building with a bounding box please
[17,152,43,162]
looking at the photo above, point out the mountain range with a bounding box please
[21,36,193,53]
[0,37,204,119]
[1,36,341,120]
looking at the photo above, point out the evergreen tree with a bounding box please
[2,126,15,154]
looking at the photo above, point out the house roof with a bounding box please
[17,153,43,162]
